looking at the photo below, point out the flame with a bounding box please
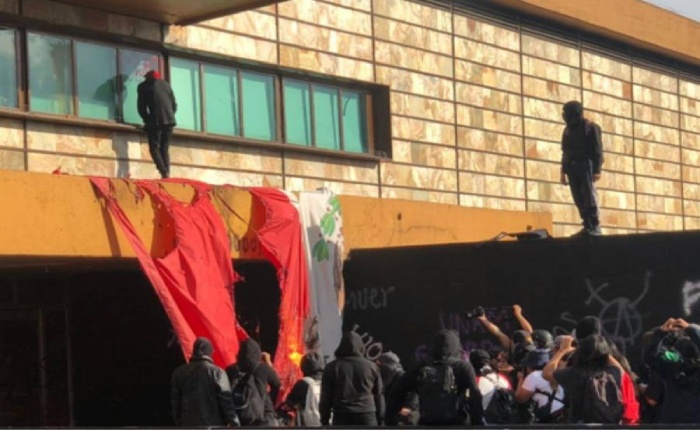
[289,349,303,366]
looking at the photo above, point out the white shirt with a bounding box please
[476,372,512,410]
[522,370,565,413]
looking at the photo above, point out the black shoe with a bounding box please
[588,226,602,236]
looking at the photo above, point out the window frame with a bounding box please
[0,26,22,110]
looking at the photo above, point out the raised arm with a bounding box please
[478,314,512,350]
[513,304,533,334]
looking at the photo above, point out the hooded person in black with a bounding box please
[284,352,324,426]
[137,70,177,179]
[560,100,604,236]
[396,330,484,425]
[319,332,384,426]
[232,339,281,426]
[171,337,238,427]
[377,352,418,425]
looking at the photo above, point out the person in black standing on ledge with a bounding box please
[138,70,177,178]
[560,100,604,236]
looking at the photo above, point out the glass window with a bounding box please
[342,91,368,153]
[119,48,160,124]
[314,86,340,151]
[170,58,202,131]
[75,41,117,120]
[0,28,17,108]
[28,33,73,115]
[283,80,312,146]
[204,65,240,136]
[242,72,276,141]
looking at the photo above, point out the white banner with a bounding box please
[299,189,345,361]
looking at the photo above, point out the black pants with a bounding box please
[147,125,173,177]
[565,159,600,229]
[332,412,378,426]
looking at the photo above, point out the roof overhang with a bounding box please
[52,0,286,25]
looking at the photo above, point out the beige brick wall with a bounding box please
[4,0,700,235]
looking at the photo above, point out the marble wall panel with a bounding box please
[392,116,456,146]
[278,0,372,35]
[459,194,526,211]
[453,14,519,51]
[455,61,521,93]
[391,92,455,123]
[202,10,277,40]
[636,194,683,215]
[382,186,458,205]
[599,171,635,192]
[633,66,678,93]
[285,153,378,183]
[458,149,524,177]
[684,183,700,200]
[582,71,631,100]
[373,0,452,32]
[600,209,640,229]
[457,105,522,135]
[521,34,579,67]
[581,51,631,81]
[633,86,679,111]
[169,26,277,63]
[375,41,453,78]
[635,140,680,163]
[682,131,700,150]
[634,104,680,128]
[525,139,560,162]
[454,39,520,72]
[0,118,24,149]
[586,111,633,137]
[636,176,682,197]
[322,0,372,11]
[686,217,700,229]
[392,140,457,168]
[525,159,563,183]
[680,98,700,117]
[522,76,580,103]
[374,17,452,56]
[522,56,581,86]
[526,180,571,204]
[684,165,700,184]
[28,152,117,177]
[529,201,581,224]
[637,213,684,231]
[27,123,119,157]
[456,83,521,115]
[279,18,373,60]
[381,162,457,191]
[286,177,379,197]
[523,97,561,123]
[377,66,454,101]
[635,158,680,180]
[604,153,635,174]
[607,134,635,155]
[598,189,637,210]
[686,201,700,217]
[459,172,525,199]
[681,80,700,100]
[457,128,523,156]
[170,139,283,173]
[583,91,632,118]
[634,122,680,146]
[682,115,700,134]
[280,45,374,81]
[171,166,283,187]
[0,149,24,171]
[524,118,562,142]
[682,148,700,166]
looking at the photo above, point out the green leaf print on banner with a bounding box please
[329,196,341,214]
[320,212,336,237]
[312,239,330,262]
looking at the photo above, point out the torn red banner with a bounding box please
[249,188,310,402]
[91,177,241,367]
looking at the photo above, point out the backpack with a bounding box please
[232,364,266,425]
[580,371,623,424]
[416,362,461,424]
[295,377,321,427]
[533,387,565,423]
[480,375,519,424]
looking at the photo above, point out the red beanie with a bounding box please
[145,70,161,80]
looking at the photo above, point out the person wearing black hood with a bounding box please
[396,330,484,426]
[377,352,417,425]
[560,100,604,236]
[320,332,384,426]
[171,337,238,427]
[232,339,281,426]
[284,352,324,426]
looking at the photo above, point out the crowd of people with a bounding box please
[170,305,700,426]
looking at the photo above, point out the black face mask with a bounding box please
[562,102,583,126]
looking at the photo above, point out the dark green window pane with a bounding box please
[75,41,117,120]
[170,58,201,131]
[242,72,275,141]
[314,86,340,151]
[283,80,311,146]
[28,33,73,115]
[0,29,17,108]
[204,65,240,136]
[342,91,368,153]
[119,49,160,124]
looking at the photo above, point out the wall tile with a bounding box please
[685,217,700,229]
[377,66,454,101]
[684,183,700,201]
[634,104,680,128]
[586,111,633,137]
[635,140,680,163]
[635,158,680,179]
[600,208,639,229]
[458,149,524,177]
[529,201,581,224]
[373,0,452,32]
[600,171,635,192]
[636,176,681,197]
[522,56,581,86]
[525,139,560,162]
[522,76,580,103]
[168,26,277,63]
[582,71,631,99]
[682,131,700,150]
[526,180,571,204]
[456,83,521,114]
[524,118,562,142]
[684,165,700,184]
[0,148,24,171]
[605,153,635,174]
[581,51,631,81]
[374,16,452,56]
[391,92,455,123]
[392,140,457,168]
[682,148,700,166]
[286,177,379,197]
[322,0,372,11]
[202,11,276,40]
[454,38,520,72]
[636,194,683,215]
[637,213,684,231]
[375,41,453,78]
[459,172,525,199]
[523,97,561,122]
[170,139,283,173]
[280,45,373,81]
[392,116,456,146]
[0,118,24,149]
[682,115,700,134]
[285,153,378,183]
[28,152,116,176]
[381,162,457,191]
[453,14,519,51]
[634,122,680,146]
[633,85,679,111]
[279,0,371,35]
[583,90,632,117]
[279,18,373,60]
[455,61,521,93]
[680,98,700,117]
[27,123,119,157]
[680,80,700,100]
[525,159,560,183]
[172,166,283,187]
[633,66,678,93]
[457,105,522,134]
[598,189,636,210]
[382,186,458,205]
[459,194,526,211]
[607,134,634,155]
[457,128,523,156]
[521,34,579,67]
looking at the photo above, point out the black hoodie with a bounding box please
[319,332,384,425]
[230,339,281,423]
[395,330,484,425]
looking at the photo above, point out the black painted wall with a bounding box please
[343,231,700,372]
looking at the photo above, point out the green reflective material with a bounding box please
[313,86,340,151]
[342,90,368,153]
[120,48,160,124]
[75,41,117,120]
[170,58,202,131]
[28,33,73,115]
[241,72,276,141]
[283,80,312,146]
[0,29,17,108]
[204,65,240,136]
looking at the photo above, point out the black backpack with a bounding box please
[580,371,623,424]
[416,362,461,424]
[533,387,566,423]
[481,375,519,424]
[232,364,266,425]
